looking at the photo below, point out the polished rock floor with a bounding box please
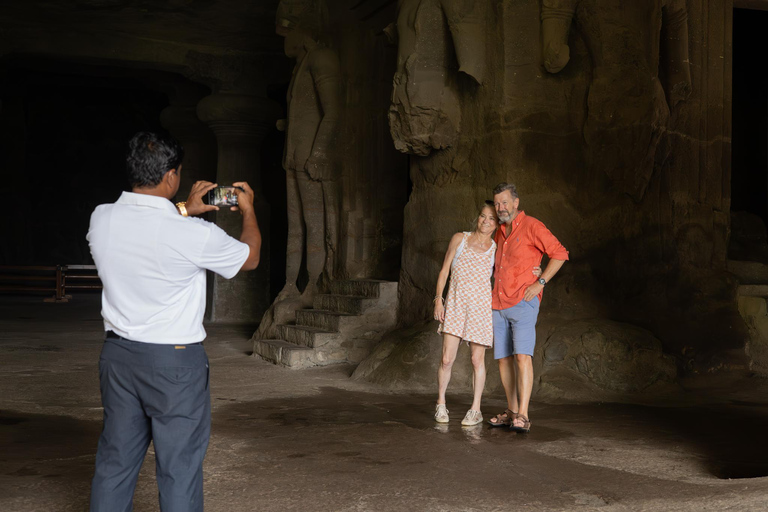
[2,295,768,511]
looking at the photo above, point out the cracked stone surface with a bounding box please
[3,295,768,511]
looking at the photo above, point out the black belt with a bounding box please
[105,331,202,346]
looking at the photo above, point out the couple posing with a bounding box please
[433,183,569,432]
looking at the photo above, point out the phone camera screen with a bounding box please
[208,187,239,207]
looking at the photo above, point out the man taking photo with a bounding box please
[87,131,261,511]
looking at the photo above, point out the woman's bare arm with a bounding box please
[434,233,463,321]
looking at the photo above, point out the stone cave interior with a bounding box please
[2,1,768,511]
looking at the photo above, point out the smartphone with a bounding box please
[206,186,243,207]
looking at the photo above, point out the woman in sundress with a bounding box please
[432,201,497,426]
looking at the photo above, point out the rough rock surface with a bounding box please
[352,322,461,390]
[387,0,486,156]
[354,318,678,401]
[393,0,740,384]
[535,319,678,400]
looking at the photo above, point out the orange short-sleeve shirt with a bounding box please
[492,211,569,310]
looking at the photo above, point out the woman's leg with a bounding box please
[469,343,486,411]
[437,334,461,405]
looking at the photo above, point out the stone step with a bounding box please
[252,339,315,369]
[728,260,768,285]
[295,309,355,332]
[738,285,768,298]
[328,279,397,299]
[277,324,339,348]
[313,294,376,315]
[253,279,399,370]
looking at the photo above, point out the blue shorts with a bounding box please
[493,297,540,359]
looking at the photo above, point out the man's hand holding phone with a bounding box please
[185,181,220,216]
[233,181,261,271]
[232,182,255,215]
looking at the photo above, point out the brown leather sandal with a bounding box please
[487,408,517,428]
[509,414,531,433]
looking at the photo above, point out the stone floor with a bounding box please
[3,295,768,511]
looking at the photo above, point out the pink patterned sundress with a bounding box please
[438,232,496,347]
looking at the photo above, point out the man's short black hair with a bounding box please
[126,132,184,188]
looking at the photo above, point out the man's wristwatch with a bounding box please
[176,201,188,217]
[538,278,547,286]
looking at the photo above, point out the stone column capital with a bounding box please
[196,93,281,138]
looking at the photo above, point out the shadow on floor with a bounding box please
[5,387,768,512]
[0,410,99,509]
[535,402,768,479]
[215,388,768,480]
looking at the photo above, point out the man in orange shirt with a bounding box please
[488,183,568,433]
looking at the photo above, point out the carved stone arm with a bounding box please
[442,0,487,84]
[662,0,692,107]
[541,0,578,74]
[307,47,342,173]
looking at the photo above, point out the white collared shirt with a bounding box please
[87,191,250,344]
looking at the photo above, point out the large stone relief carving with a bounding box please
[276,0,341,301]
[387,0,486,156]
[541,0,692,201]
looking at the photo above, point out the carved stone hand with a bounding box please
[305,154,329,181]
[544,40,571,74]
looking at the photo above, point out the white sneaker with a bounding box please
[434,403,449,423]
[461,409,483,426]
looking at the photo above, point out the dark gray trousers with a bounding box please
[90,334,210,512]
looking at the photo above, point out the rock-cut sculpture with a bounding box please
[541,0,692,201]
[275,0,341,301]
[387,0,486,156]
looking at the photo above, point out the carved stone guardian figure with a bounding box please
[276,0,341,301]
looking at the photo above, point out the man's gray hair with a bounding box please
[493,182,518,199]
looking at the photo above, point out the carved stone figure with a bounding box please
[275,0,341,301]
[387,0,486,156]
[541,0,692,201]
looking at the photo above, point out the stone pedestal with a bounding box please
[197,93,280,323]
[159,104,217,200]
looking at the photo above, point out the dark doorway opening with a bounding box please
[731,9,768,223]
[0,59,171,266]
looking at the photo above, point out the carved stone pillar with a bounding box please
[159,105,217,200]
[197,93,280,323]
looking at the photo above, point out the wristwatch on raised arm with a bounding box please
[176,201,188,217]
[538,277,547,286]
